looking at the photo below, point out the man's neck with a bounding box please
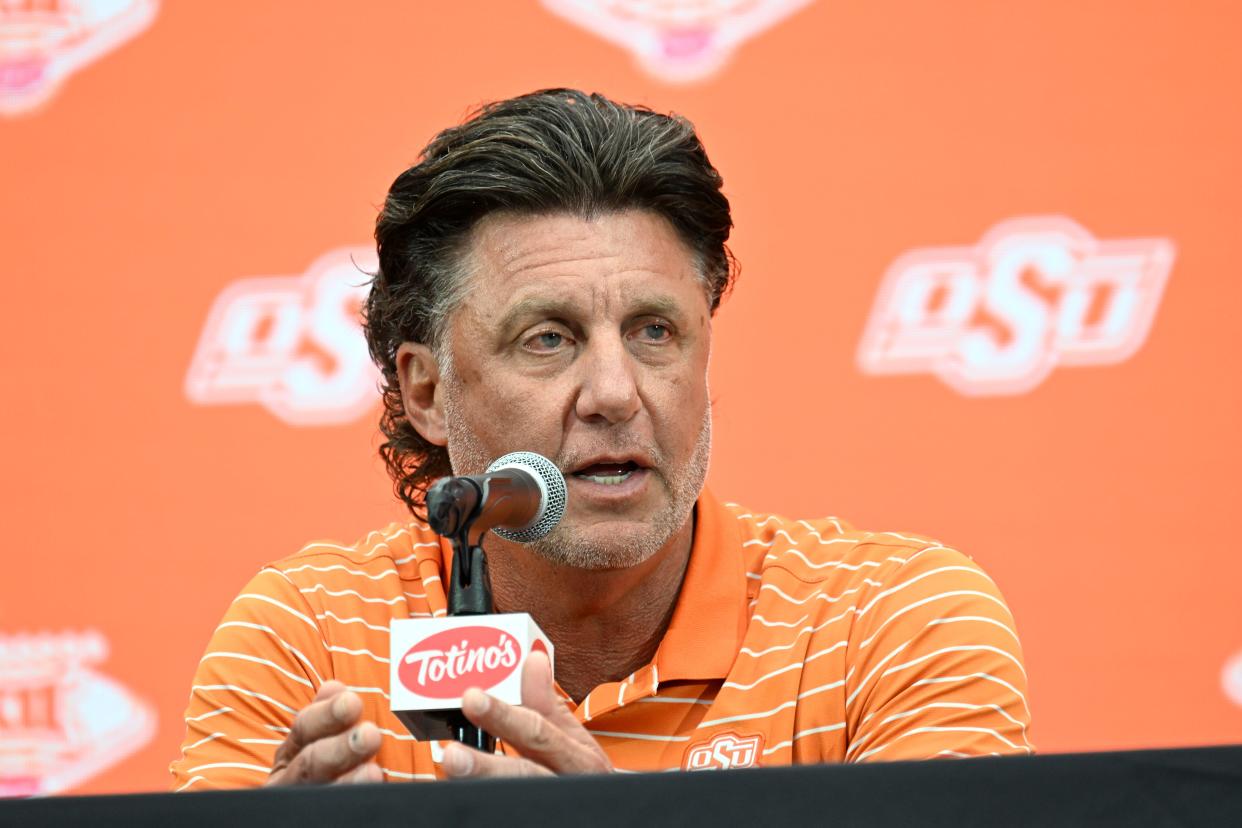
[483,514,695,703]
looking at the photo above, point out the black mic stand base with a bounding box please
[441,710,496,754]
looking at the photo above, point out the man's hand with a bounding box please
[441,650,613,779]
[266,681,384,785]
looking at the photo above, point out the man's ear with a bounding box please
[395,343,447,447]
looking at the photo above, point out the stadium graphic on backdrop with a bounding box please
[856,216,1175,396]
[0,631,155,796]
[0,0,158,117]
[541,0,814,83]
[185,248,381,426]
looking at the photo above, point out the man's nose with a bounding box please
[574,336,641,425]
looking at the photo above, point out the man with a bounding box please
[171,89,1031,790]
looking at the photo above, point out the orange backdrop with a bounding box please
[3,0,1240,796]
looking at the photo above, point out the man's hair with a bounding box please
[364,88,736,516]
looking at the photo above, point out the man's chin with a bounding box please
[528,520,676,571]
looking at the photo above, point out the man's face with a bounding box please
[438,209,713,570]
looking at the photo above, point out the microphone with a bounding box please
[426,451,567,544]
[390,452,565,747]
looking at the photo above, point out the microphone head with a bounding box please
[485,451,567,543]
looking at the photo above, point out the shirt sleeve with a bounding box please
[169,567,331,790]
[842,543,1033,762]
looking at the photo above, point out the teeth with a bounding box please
[577,470,633,485]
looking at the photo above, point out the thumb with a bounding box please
[520,650,562,716]
[521,650,596,748]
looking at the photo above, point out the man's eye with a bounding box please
[637,323,671,342]
[525,331,566,352]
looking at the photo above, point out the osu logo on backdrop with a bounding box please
[0,0,158,117]
[857,216,1175,396]
[683,731,763,770]
[0,631,155,797]
[185,248,380,426]
[1223,648,1242,709]
[399,627,522,698]
[542,0,813,83]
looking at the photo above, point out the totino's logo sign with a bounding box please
[857,216,1175,396]
[683,731,763,770]
[185,248,380,426]
[0,0,158,117]
[399,627,522,699]
[0,631,156,796]
[542,0,813,84]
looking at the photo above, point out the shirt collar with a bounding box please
[653,488,750,683]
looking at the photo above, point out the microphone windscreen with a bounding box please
[485,451,567,543]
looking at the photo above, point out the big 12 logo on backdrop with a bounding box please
[0,0,158,117]
[0,631,155,796]
[542,0,813,84]
[185,248,380,426]
[856,216,1175,396]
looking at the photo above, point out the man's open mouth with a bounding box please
[571,460,642,486]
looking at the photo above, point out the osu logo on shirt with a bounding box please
[0,630,156,796]
[683,731,763,770]
[184,247,381,426]
[541,0,813,84]
[0,0,158,117]
[856,216,1175,396]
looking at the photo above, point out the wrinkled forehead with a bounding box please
[457,209,711,318]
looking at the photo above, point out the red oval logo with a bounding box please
[398,626,522,699]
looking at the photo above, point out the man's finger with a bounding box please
[461,689,607,774]
[332,761,384,785]
[519,651,566,718]
[520,652,607,756]
[441,742,553,780]
[271,685,362,774]
[273,722,382,785]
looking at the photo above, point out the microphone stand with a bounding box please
[426,478,497,754]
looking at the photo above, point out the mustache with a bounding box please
[554,437,664,472]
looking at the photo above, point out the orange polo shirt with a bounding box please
[171,492,1031,790]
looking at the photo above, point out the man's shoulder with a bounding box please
[259,521,447,591]
[719,500,971,586]
[710,499,998,620]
